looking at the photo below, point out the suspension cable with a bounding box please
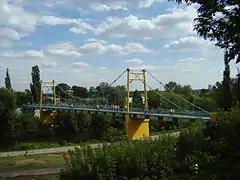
[146,70,209,113]
[59,85,103,105]
[108,69,128,86]
[145,83,185,110]
[56,69,128,103]
[127,69,184,110]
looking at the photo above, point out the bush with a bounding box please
[59,136,178,180]
[103,127,125,142]
[195,108,240,179]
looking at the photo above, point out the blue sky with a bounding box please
[0,0,239,91]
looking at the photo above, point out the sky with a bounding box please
[0,0,239,91]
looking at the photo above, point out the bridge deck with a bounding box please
[24,104,211,120]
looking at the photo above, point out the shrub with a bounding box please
[59,136,178,180]
[195,108,240,179]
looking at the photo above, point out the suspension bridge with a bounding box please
[23,69,216,140]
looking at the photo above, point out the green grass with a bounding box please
[0,129,183,153]
[4,141,79,152]
[0,154,65,173]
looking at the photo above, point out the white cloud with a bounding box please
[129,65,166,71]
[71,62,91,68]
[58,0,162,12]
[41,61,58,69]
[178,58,207,62]
[164,36,214,51]
[0,50,44,58]
[38,16,82,25]
[1,1,232,91]
[174,58,202,73]
[79,39,150,55]
[44,42,82,57]
[126,58,144,65]
[70,6,197,39]
[0,27,26,47]
[100,66,107,70]
[0,1,89,47]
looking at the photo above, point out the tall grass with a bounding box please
[59,136,178,180]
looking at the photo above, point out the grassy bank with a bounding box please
[1,129,183,153]
[0,154,64,173]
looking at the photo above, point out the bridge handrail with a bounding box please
[23,104,211,118]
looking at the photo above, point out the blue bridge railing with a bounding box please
[23,104,211,119]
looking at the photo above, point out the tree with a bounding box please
[237,68,240,104]
[222,51,232,110]
[5,68,12,90]
[0,88,16,139]
[56,83,71,100]
[72,86,88,98]
[170,0,240,63]
[232,69,240,106]
[88,86,96,98]
[10,112,39,139]
[113,85,126,106]
[165,81,177,92]
[15,90,32,106]
[132,90,142,107]
[30,65,41,103]
[89,114,110,140]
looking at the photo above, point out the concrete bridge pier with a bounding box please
[126,117,150,140]
[40,110,57,124]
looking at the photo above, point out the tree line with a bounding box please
[0,49,239,151]
[2,58,240,112]
[0,66,186,151]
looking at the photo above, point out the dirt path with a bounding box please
[0,167,62,178]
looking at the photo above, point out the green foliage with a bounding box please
[89,114,110,140]
[56,83,72,99]
[165,81,193,97]
[196,108,240,180]
[60,136,178,180]
[58,108,240,180]
[132,90,142,107]
[30,65,41,103]
[15,90,32,106]
[72,85,88,98]
[221,51,232,110]
[71,113,90,133]
[5,68,12,90]
[0,88,16,138]
[9,112,39,139]
[232,74,240,105]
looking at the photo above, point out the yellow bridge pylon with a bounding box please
[126,69,150,140]
[39,80,57,124]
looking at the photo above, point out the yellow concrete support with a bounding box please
[39,81,57,124]
[40,110,57,124]
[127,118,150,140]
[210,113,217,121]
[126,68,150,140]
